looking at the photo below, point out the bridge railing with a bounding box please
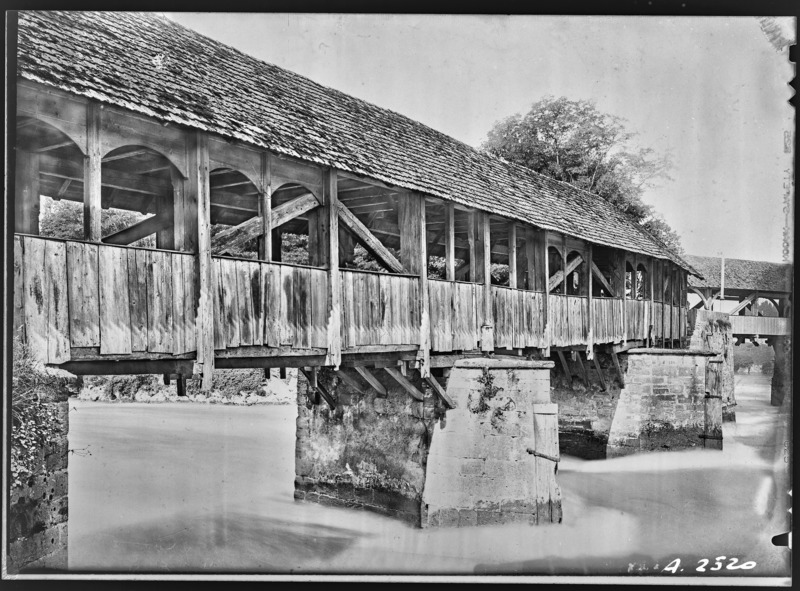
[625,299,650,341]
[593,297,624,344]
[340,269,421,348]
[492,285,546,349]
[428,279,484,352]
[548,295,590,346]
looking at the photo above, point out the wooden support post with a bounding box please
[481,212,494,352]
[84,102,102,241]
[398,192,430,376]
[424,375,456,408]
[171,168,196,252]
[338,225,355,267]
[257,152,272,261]
[592,348,608,392]
[264,368,271,381]
[649,258,655,347]
[621,251,628,343]
[163,373,171,385]
[354,366,387,396]
[611,349,625,388]
[384,367,424,401]
[14,149,40,235]
[279,366,287,379]
[445,202,455,281]
[468,211,478,282]
[177,375,187,397]
[525,227,537,291]
[587,243,594,359]
[190,131,214,391]
[508,222,517,289]
[556,351,572,386]
[155,191,175,250]
[324,169,342,368]
[543,229,550,355]
[299,368,335,409]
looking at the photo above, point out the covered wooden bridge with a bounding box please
[11,11,698,394]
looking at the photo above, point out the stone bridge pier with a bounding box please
[293,358,562,527]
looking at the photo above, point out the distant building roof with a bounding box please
[685,255,792,293]
[17,11,696,273]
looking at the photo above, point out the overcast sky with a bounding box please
[167,13,795,263]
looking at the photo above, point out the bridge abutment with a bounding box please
[689,310,736,421]
[770,336,791,407]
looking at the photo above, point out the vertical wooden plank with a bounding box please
[147,251,173,353]
[84,102,102,241]
[127,248,148,352]
[280,265,294,346]
[183,255,197,353]
[45,240,70,363]
[265,264,281,347]
[445,202,455,281]
[221,259,240,348]
[22,237,48,360]
[236,260,254,346]
[250,261,264,347]
[343,271,356,347]
[480,212,494,352]
[293,267,310,349]
[66,242,99,347]
[311,269,328,348]
[212,258,226,350]
[468,211,477,282]
[13,237,26,341]
[258,152,273,261]
[171,253,185,354]
[98,245,132,355]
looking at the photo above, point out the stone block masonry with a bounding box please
[7,387,69,574]
[606,349,720,457]
[422,359,561,528]
[689,310,736,421]
[294,366,446,525]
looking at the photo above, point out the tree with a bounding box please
[481,96,682,253]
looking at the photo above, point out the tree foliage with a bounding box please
[481,96,683,253]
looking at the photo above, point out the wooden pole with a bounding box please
[258,152,272,261]
[468,211,477,282]
[649,257,655,347]
[84,102,102,242]
[481,212,494,352]
[587,243,594,359]
[324,169,342,368]
[621,251,628,343]
[508,221,517,289]
[190,131,214,391]
[445,202,455,281]
[14,149,40,235]
[542,229,550,355]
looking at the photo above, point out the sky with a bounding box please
[166,13,795,263]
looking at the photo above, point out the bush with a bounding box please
[11,337,65,489]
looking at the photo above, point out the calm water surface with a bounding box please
[68,374,791,576]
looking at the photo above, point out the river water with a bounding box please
[67,373,791,578]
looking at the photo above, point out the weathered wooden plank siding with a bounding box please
[45,240,71,363]
[13,237,26,342]
[625,299,649,341]
[22,236,49,359]
[127,249,148,352]
[591,297,623,344]
[98,244,132,355]
[67,241,100,348]
[548,295,589,346]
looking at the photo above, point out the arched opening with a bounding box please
[636,263,649,300]
[566,250,585,296]
[208,168,262,259]
[99,146,183,249]
[15,116,85,238]
[625,261,635,299]
[548,246,564,294]
[270,182,324,267]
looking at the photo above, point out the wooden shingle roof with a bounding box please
[17,11,696,273]
[685,255,792,293]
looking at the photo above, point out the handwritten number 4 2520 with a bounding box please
[663,557,756,574]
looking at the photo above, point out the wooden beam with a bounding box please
[591,261,615,297]
[587,244,594,357]
[425,375,456,409]
[33,140,75,153]
[548,254,584,292]
[337,200,407,273]
[191,131,214,391]
[591,349,607,392]
[610,350,625,387]
[556,351,572,385]
[445,202,455,281]
[468,211,477,281]
[101,148,150,163]
[101,212,172,245]
[84,102,102,241]
[575,351,590,385]
[335,369,368,395]
[508,222,517,288]
[59,359,196,376]
[543,227,551,355]
[325,169,342,368]
[398,192,430,375]
[354,366,387,396]
[481,212,494,352]
[258,152,272,261]
[384,367,424,401]
[211,192,318,253]
[729,292,759,316]
[299,368,336,409]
